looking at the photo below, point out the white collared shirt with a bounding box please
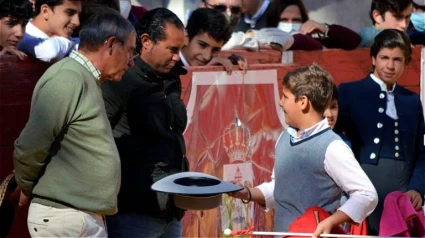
[243,0,270,28]
[256,119,378,224]
[370,73,398,120]
[179,51,190,67]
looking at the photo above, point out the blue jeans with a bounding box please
[106,213,182,238]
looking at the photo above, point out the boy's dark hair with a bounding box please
[34,0,82,16]
[186,8,232,44]
[371,29,412,65]
[369,0,413,25]
[283,63,334,115]
[265,0,309,27]
[0,0,32,21]
[331,84,339,101]
[134,8,184,53]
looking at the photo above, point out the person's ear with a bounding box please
[371,56,376,68]
[372,10,384,25]
[104,36,118,55]
[40,4,51,20]
[299,95,309,111]
[141,33,152,51]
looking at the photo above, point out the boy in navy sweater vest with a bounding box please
[229,64,377,236]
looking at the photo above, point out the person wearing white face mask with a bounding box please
[407,0,425,45]
[265,0,362,51]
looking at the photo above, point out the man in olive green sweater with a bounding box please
[13,11,136,237]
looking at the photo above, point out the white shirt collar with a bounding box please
[370,73,396,92]
[179,50,190,67]
[244,0,270,27]
[286,118,330,142]
[26,21,49,39]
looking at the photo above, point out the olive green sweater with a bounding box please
[13,57,121,215]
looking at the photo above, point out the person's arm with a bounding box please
[315,24,361,50]
[324,140,378,224]
[289,34,323,51]
[13,70,84,196]
[33,36,77,62]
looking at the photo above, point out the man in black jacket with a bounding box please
[102,8,188,237]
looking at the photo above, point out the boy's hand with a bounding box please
[0,47,27,60]
[405,190,423,210]
[312,217,334,238]
[206,57,234,74]
[228,54,248,74]
[226,181,249,200]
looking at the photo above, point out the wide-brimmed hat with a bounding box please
[151,172,243,210]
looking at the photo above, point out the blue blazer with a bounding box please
[335,75,425,195]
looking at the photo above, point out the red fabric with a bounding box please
[350,220,368,236]
[287,206,346,238]
[379,191,425,237]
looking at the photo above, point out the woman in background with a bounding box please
[264,0,361,51]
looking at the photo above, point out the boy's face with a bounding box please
[279,86,303,128]
[183,32,223,66]
[324,99,338,129]
[0,17,26,50]
[372,47,406,89]
[40,0,81,37]
[373,4,412,31]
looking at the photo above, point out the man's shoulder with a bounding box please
[40,58,85,81]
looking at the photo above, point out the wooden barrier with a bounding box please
[0,47,422,237]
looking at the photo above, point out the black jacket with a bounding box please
[102,57,189,220]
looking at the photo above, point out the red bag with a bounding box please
[286,206,347,238]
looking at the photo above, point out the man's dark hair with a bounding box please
[79,11,136,52]
[370,29,412,65]
[186,8,232,44]
[369,0,413,25]
[134,8,184,53]
[265,0,309,27]
[34,0,82,16]
[0,0,32,21]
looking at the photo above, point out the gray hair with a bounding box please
[79,11,136,52]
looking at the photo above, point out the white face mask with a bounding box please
[120,0,131,19]
[277,22,302,35]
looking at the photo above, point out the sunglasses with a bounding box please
[205,2,243,15]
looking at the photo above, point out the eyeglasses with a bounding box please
[205,2,243,15]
